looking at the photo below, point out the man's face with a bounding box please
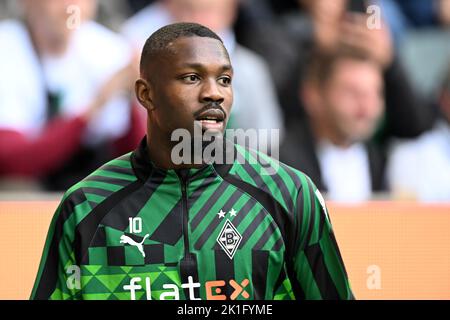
[142,36,233,138]
[319,59,384,144]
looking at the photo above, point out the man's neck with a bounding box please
[146,134,204,171]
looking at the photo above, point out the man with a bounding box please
[281,48,386,202]
[31,23,353,300]
[262,0,434,139]
[387,65,450,202]
[121,0,284,140]
[0,0,143,190]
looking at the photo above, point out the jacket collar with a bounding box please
[131,137,235,183]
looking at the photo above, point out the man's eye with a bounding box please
[218,77,232,86]
[182,75,200,83]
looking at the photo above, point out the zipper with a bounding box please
[177,170,199,299]
[179,173,190,257]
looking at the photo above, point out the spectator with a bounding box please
[0,0,144,190]
[121,0,284,142]
[281,48,386,202]
[387,65,450,202]
[241,0,434,140]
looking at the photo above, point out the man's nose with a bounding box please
[200,78,224,104]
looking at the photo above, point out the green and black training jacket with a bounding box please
[31,138,353,300]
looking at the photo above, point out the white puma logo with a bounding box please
[120,234,150,258]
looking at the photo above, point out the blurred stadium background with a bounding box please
[0,0,449,299]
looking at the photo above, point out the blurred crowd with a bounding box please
[0,0,449,202]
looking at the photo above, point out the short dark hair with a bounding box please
[140,22,224,77]
[304,47,379,87]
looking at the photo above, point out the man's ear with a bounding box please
[135,78,155,111]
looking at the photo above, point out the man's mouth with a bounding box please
[195,109,225,130]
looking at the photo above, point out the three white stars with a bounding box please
[217,208,237,219]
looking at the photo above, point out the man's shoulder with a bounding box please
[77,21,128,49]
[227,144,314,212]
[74,21,132,72]
[121,2,168,48]
[232,143,309,182]
[0,20,30,59]
[61,152,138,210]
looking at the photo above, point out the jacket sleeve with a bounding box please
[30,194,81,300]
[290,176,354,300]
